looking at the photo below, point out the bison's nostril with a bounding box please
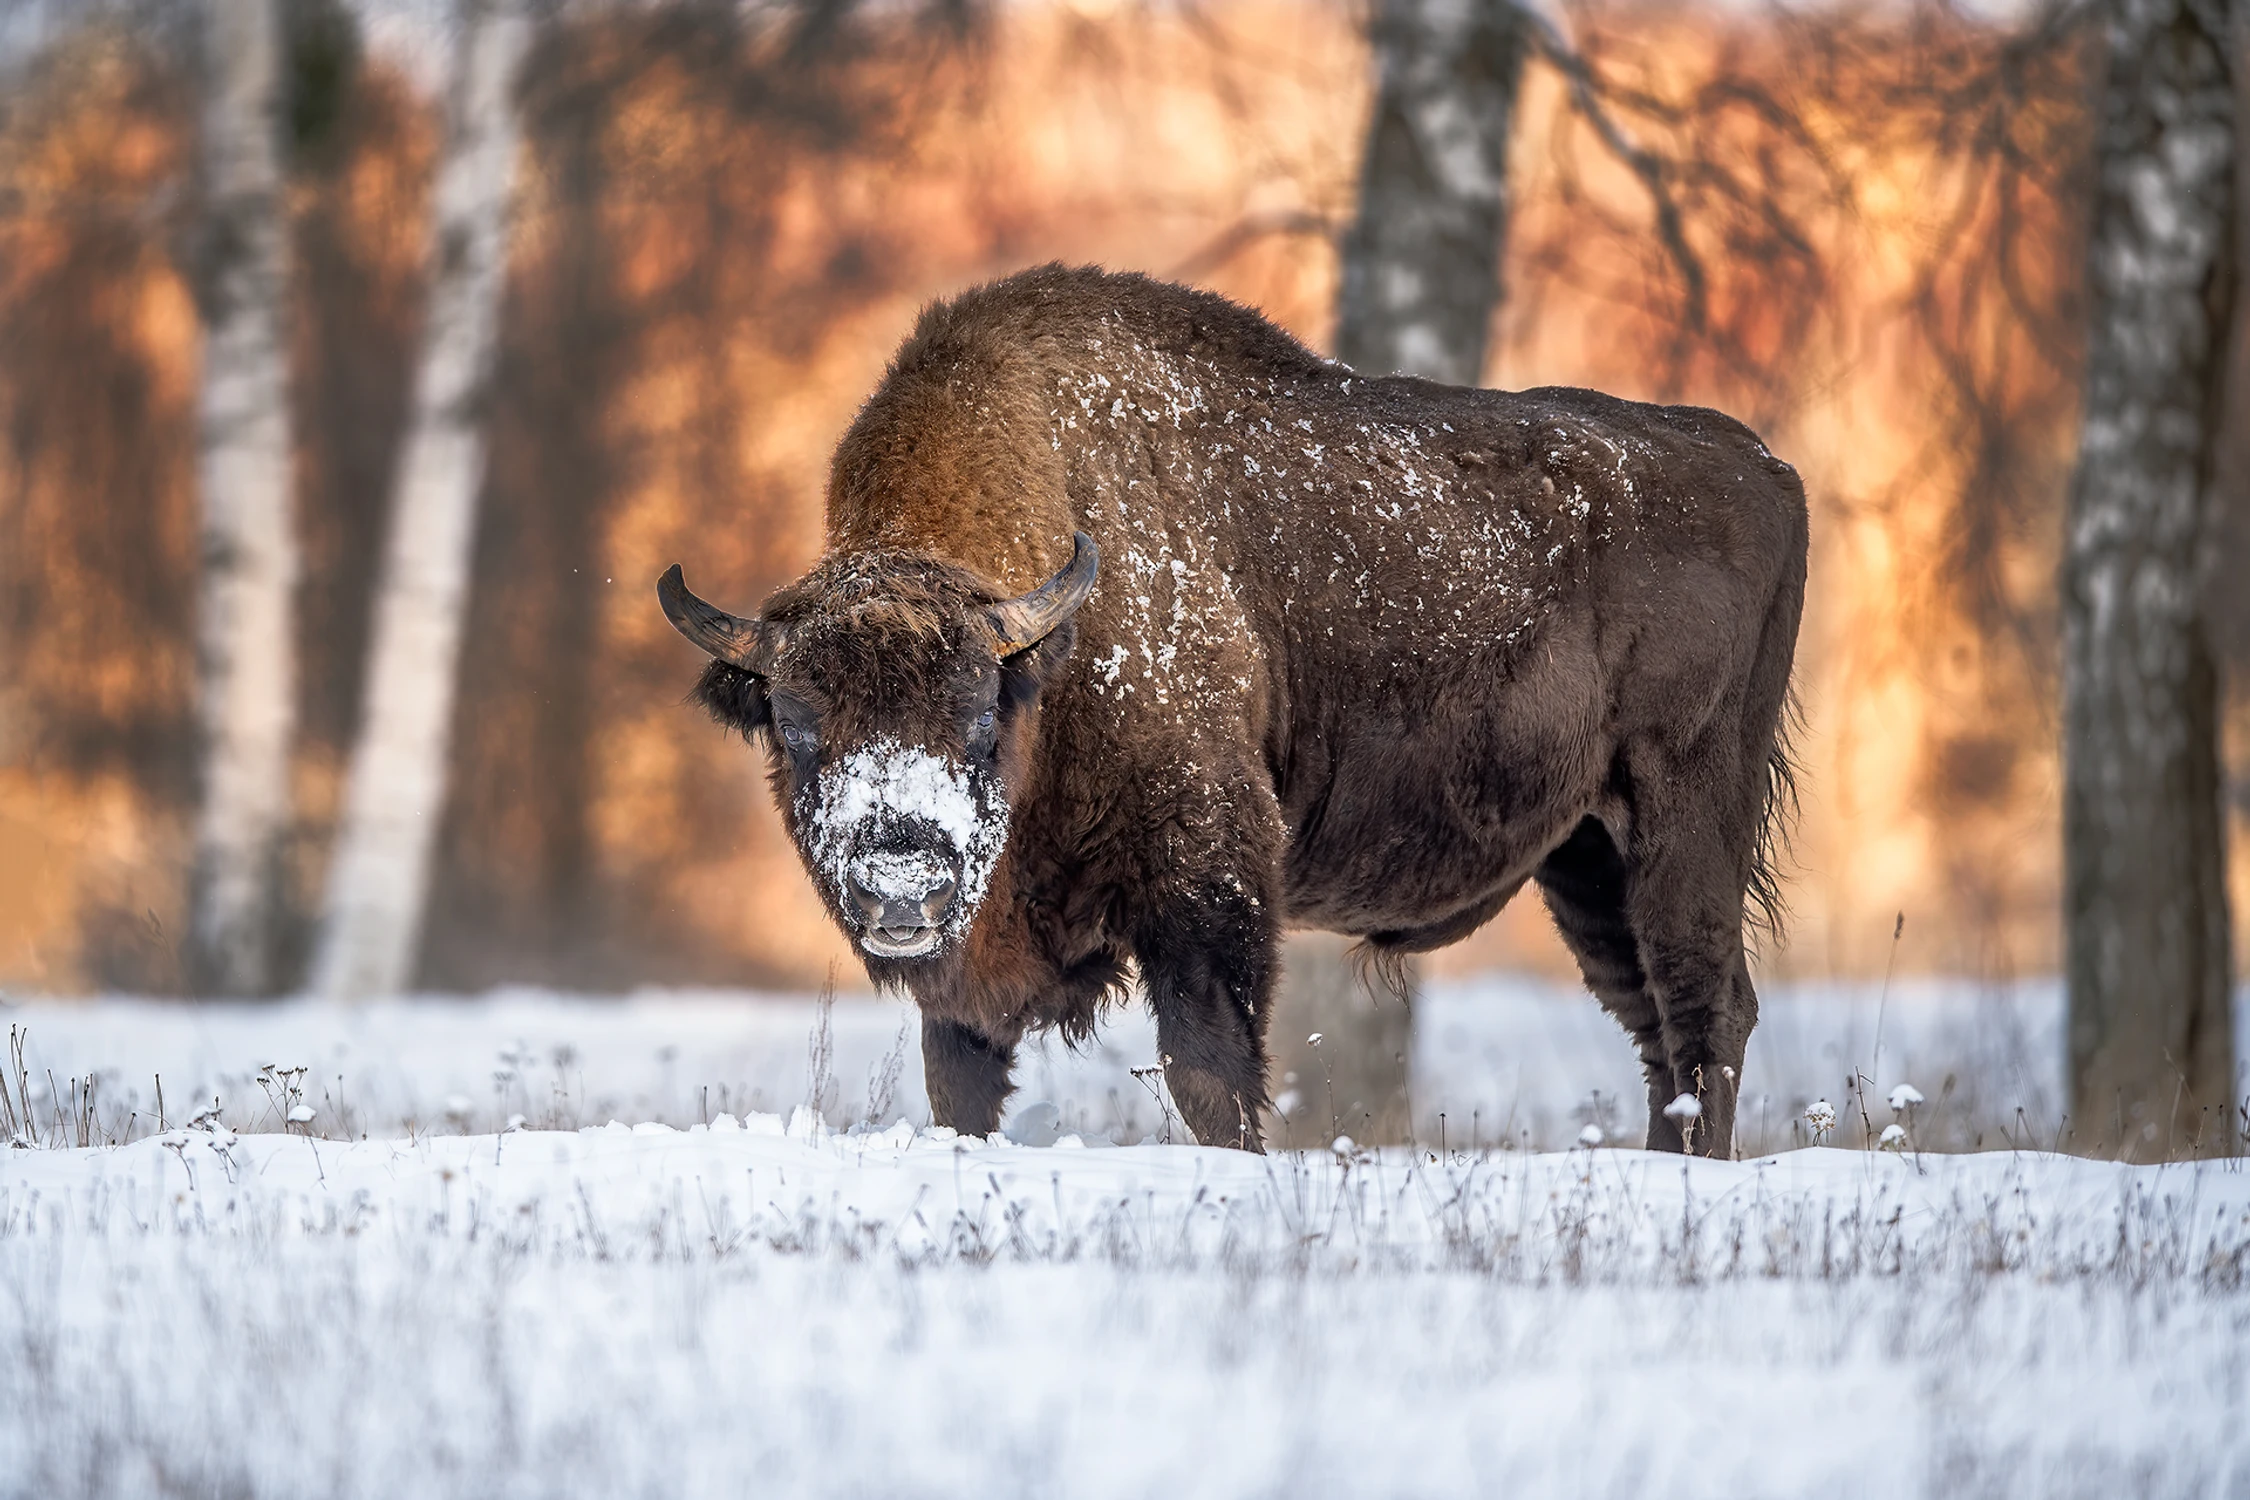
[846,873,885,919]
[921,878,957,921]
[846,853,957,941]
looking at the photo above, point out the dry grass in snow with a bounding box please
[1,985,2247,1497]
[2,1113,2248,1498]
[9,975,2239,1151]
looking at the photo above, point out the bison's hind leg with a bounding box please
[1615,736,1769,1159]
[1536,817,1682,1152]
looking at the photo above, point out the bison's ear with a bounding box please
[987,532,1098,654]
[692,659,772,740]
[658,565,785,674]
[999,618,1077,718]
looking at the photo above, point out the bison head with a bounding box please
[656,534,1097,974]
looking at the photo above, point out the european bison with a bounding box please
[659,264,1804,1156]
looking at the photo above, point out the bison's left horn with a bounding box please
[987,531,1099,654]
[657,565,783,674]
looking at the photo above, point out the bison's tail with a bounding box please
[1743,506,1807,952]
[1745,684,1803,953]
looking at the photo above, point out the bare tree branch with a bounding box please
[1167,207,1336,281]
[1519,2,1710,333]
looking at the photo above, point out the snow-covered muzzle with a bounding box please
[802,738,1009,961]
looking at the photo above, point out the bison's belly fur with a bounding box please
[1275,610,1615,944]
[712,266,1806,1158]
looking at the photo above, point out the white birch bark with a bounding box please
[189,0,298,996]
[1333,0,1527,384]
[2063,0,2237,1154]
[313,0,529,999]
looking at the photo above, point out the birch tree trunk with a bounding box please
[313,0,529,999]
[1332,0,1528,384]
[1269,0,1527,1145]
[2063,0,2237,1156]
[188,0,298,997]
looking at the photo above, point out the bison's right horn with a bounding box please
[987,531,1099,654]
[657,565,783,674]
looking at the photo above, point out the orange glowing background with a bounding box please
[1,0,2245,996]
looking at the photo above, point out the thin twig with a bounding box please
[1520,4,1709,333]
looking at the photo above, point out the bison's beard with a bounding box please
[799,738,1009,963]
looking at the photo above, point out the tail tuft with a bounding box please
[1745,685,1803,952]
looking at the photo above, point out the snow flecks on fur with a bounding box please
[805,738,1007,937]
[1046,314,1620,716]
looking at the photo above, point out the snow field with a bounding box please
[3,981,2249,1497]
[3,1117,2249,1498]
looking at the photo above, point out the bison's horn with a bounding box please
[656,565,783,673]
[987,531,1099,654]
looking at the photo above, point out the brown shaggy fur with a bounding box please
[672,264,1807,1155]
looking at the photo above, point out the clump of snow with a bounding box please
[1576,1123,1605,1147]
[1662,1093,1702,1121]
[1889,1082,1926,1112]
[1879,1123,1909,1150]
[1005,1100,1062,1147]
[1805,1099,1838,1140]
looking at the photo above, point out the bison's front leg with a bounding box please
[1135,883,1276,1152]
[921,1016,1017,1137]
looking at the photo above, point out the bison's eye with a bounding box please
[780,722,817,752]
[975,709,995,731]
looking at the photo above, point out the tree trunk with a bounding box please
[2063,0,2237,1157]
[1273,0,1527,1144]
[313,0,529,999]
[188,0,298,997]
[1333,0,1528,384]
[1265,934,1413,1149]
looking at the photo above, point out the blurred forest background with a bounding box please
[2,0,2246,1013]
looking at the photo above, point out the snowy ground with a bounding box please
[9,974,2238,1151]
[3,981,2248,1497]
[3,1119,2247,1497]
